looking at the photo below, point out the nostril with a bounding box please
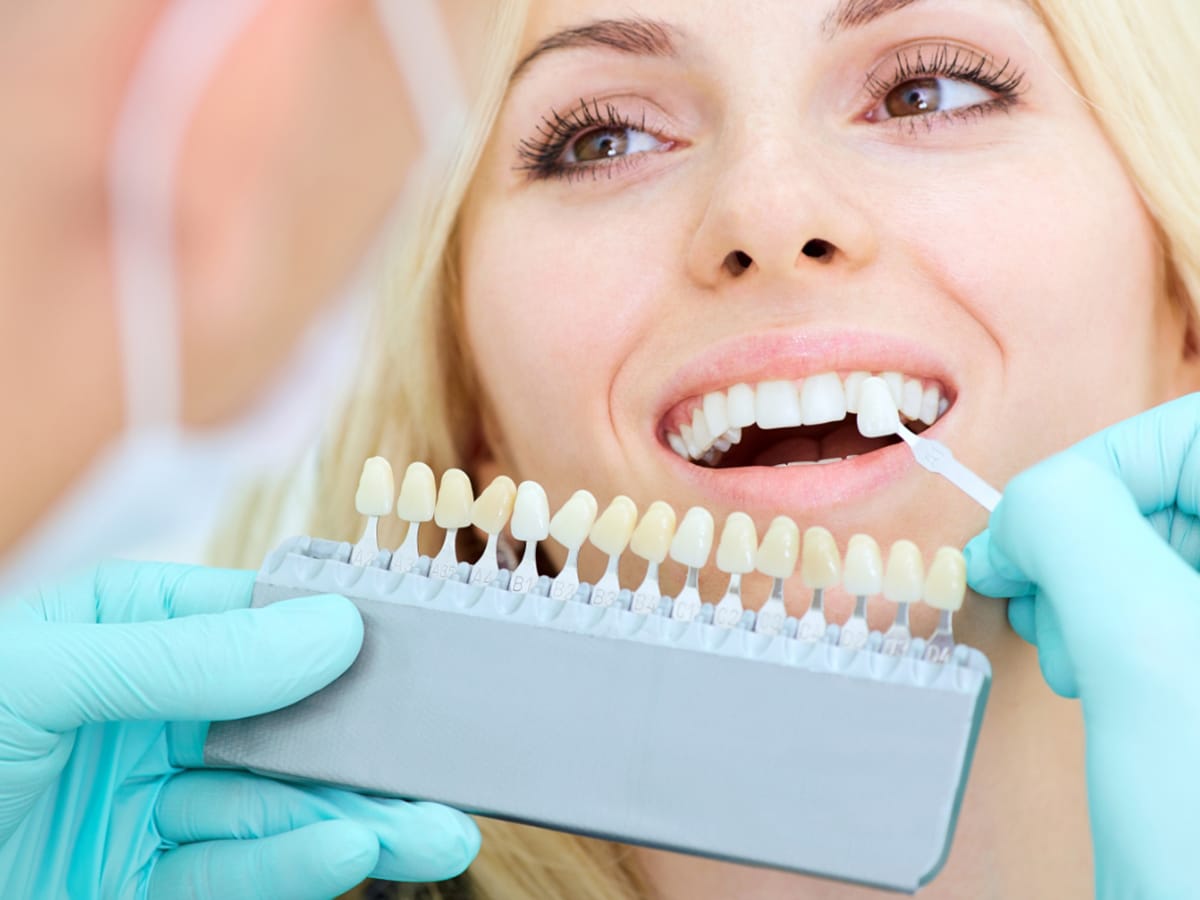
[724,250,754,276]
[802,239,833,261]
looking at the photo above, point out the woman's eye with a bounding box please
[566,127,666,164]
[874,76,994,120]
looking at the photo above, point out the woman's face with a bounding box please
[458,0,1197,626]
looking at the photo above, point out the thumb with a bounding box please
[4,594,362,732]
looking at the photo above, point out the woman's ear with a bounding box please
[1167,261,1200,393]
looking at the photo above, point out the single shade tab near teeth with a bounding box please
[509,480,550,594]
[669,507,714,622]
[630,501,677,614]
[882,540,924,656]
[469,476,517,587]
[797,526,840,642]
[430,468,474,579]
[549,489,598,601]
[924,547,967,663]
[754,516,799,636]
[350,457,395,566]
[840,534,883,650]
[390,462,436,573]
[589,496,639,607]
[714,512,757,628]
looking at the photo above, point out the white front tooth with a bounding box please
[881,372,904,407]
[667,432,689,459]
[703,391,730,438]
[801,372,848,425]
[755,380,803,430]
[919,386,941,426]
[727,383,757,428]
[680,423,702,458]
[844,371,869,414]
[691,407,714,450]
[901,378,924,420]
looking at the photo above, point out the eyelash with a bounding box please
[517,42,1028,182]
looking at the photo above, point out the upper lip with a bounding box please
[652,327,958,434]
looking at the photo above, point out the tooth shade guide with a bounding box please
[350,457,395,566]
[396,462,436,523]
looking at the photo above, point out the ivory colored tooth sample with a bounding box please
[883,540,925,605]
[511,481,551,542]
[471,475,517,535]
[590,496,639,556]
[670,507,715,569]
[856,377,901,439]
[925,547,967,611]
[756,516,800,579]
[716,512,758,574]
[434,468,474,529]
[549,489,599,550]
[354,457,395,517]
[630,501,677,563]
[842,534,884,596]
[801,526,841,589]
[396,462,436,522]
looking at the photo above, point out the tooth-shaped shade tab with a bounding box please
[511,481,550,542]
[355,457,395,517]
[396,462,436,522]
[630,501,677,563]
[434,468,474,529]
[756,516,800,579]
[856,377,901,439]
[549,490,598,550]
[471,475,517,535]
[590,496,639,556]
[801,527,841,589]
[716,512,758,574]
[843,534,884,596]
[883,540,925,605]
[925,547,967,611]
[670,507,715,569]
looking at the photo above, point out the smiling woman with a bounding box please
[222,1,1200,898]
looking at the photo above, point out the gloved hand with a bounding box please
[965,393,1200,899]
[0,561,479,899]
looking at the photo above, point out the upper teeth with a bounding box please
[665,370,949,463]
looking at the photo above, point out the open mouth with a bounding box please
[661,371,951,469]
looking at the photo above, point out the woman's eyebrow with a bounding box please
[824,0,1032,37]
[509,18,678,84]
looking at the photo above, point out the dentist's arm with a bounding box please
[965,393,1200,898]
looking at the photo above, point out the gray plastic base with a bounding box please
[206,537,990,893]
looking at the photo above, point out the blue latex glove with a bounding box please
[965,394,1200,899]
[0,561,479,899]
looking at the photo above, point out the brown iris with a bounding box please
[572,128,628,162]
[885,78,941,117]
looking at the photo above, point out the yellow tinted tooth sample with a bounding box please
[669,507,714,622]
[714,513,758,628]
[390,461,437,573]
[469,476,518,587]
[589,496,639,607]
[924,547,967,663]
[630,501,677,614]
[881,540,924,656]
[797,526,841,642]
[549,490,598,601]
[840,534,883,649]
[350,457,395,566]
[430,468,474,578]
[754,516,800,636]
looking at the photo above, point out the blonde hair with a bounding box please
[224,2,1200,899]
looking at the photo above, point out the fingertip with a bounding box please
[373,802,481,882]
[318,820,381,886]
[265,593,364,655]
[963,532,1031,599]
[1006,594,1038,645]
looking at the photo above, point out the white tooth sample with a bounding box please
[901,378,924,420]
[755,380,803,430]
[713,512,757,629]
[469,476,518,587]
[350,457,395,566]
[390,461,437,573]
[667,432,689,460]
[881,371,904,407]
[843,371,869,414]
[924,547,967,664]
[840,534,882,650]
[549,489,598,601]
[669,507,714,622]
[919,386,941,426]
[630,501,677,614]
[797,526,840,642]
[430,468,474,578]
[881,539,923,656]
[753,516,799,636]
[509,480,550,593]
[691,407,714,451]
[727,383,757,428]
[800,372,848,426]
[703,392,730,438]
[680,424,702,459]
[589,496,639,607]
[856,376,901,439]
